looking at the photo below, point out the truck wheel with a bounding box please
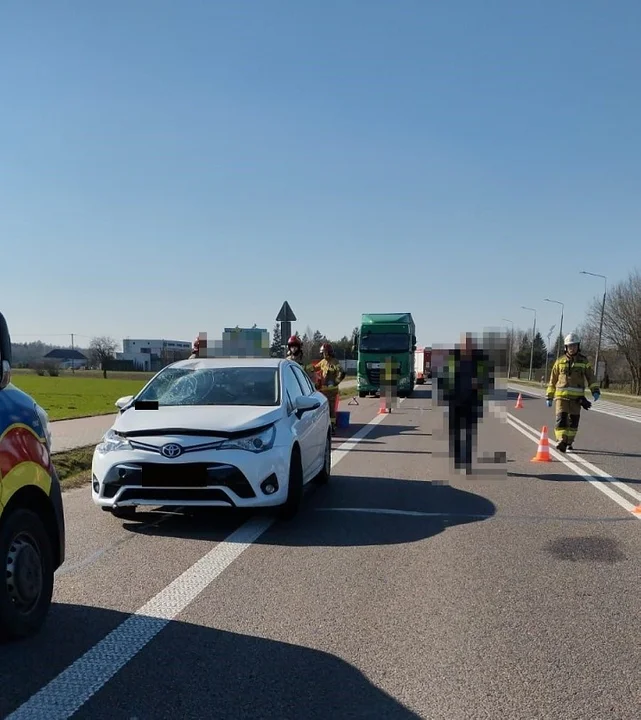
[358,391,366,398]
[0,508,55,641]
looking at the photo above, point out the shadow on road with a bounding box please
[333,423,431,443]
[509,471,641,485]
[123,477,496,547]
[0,604,422,719]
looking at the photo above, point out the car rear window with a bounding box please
[136,367,280,407]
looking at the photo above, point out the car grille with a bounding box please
[103,462,256,499]
[117,488,233,505]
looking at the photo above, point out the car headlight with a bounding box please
[96,428,132,453]
[35,404,52,450]
[218,425,276,453]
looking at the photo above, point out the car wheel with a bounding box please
[314,433,332,485]
[0,508,55,641]
[277,447,303,521]
[110,506,138,521]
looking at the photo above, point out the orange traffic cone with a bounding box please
[515,393,524,409]
[531,426,552,462]
[378,395,390,414]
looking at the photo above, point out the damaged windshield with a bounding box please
[136,366,280,407]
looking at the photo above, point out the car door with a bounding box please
[282,365,315,479]
[291,364,326,467]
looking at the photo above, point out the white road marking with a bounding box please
[506,412,641,520]
[7,405,395,720]
[509,383,641,424]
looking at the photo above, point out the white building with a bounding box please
[118,338,192,371]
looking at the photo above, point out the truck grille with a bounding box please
[366,368,381,385]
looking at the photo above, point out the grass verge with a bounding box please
[11,375,148,420]
[52,446,95,491]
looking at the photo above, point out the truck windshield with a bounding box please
[359,333,409,353]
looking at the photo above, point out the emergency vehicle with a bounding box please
[0,312,65,640]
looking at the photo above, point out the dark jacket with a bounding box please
[437,348,493,406]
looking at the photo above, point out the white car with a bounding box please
[91,358,332,521]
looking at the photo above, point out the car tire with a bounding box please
[314,433,332,485]
[277,447,303,521]
[110,506,138,521]
[0,508,55,641]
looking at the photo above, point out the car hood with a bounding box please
[113,404,283,437]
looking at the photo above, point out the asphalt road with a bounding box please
[3,382,641,719]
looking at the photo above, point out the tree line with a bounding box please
[509,267,641,394]
[270,324,359,362]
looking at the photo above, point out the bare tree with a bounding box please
[586,269,641,394]
[89,336,118,378]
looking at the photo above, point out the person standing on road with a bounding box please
[314,343,345,433]
[546,332,600,452]
[437,333,494,475]
[285,335,304,365]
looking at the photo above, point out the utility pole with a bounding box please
[502,318,514,381]
[580,271,607,382]
[71,333,75,374]
[544,298,564,359]
[521,306,537,381]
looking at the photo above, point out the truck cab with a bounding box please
[0,312,65,640]
[354,313,417,398]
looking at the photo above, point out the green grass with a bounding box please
[510,378,641,408]
[11,375,148,420]
[51,445,94,490]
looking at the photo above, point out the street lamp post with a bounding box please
[544,298,565,359]
[502,318,514,380]
[521,306,537,381]
[580,271,607,382]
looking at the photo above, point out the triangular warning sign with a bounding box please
[276,301,297,322]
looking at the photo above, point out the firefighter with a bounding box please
[546,332,600,452]
[314,343,345,432]
[285,335,304,365]
[189,336,200,359]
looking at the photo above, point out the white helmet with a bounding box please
[564,332,580,346]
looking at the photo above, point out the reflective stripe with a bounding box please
[554,388,586,398]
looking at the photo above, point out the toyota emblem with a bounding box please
[161,443,183,458]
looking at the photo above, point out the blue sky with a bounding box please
[2,1,640,349]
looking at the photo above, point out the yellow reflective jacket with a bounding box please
[315,358,345,388]
[546,352,599,400]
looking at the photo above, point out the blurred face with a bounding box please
[288,343,299,353]
[567,343,579,356]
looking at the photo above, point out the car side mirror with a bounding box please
[0,312,13,391]
[115,395,134,410]
[294,395,321,416]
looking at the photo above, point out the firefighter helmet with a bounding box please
[287,335,301,347]
[564,332,580,346]
[320,342,333,356]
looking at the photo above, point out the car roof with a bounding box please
[169,357,288,370]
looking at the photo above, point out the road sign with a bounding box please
[276,301,296,323]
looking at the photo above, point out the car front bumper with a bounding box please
[91,444,292,509]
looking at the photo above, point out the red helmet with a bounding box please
[320,342,333,355]
[287,335,301,347]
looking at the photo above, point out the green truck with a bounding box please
[354,313,417,398]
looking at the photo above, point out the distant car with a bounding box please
[91,358,332,521]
